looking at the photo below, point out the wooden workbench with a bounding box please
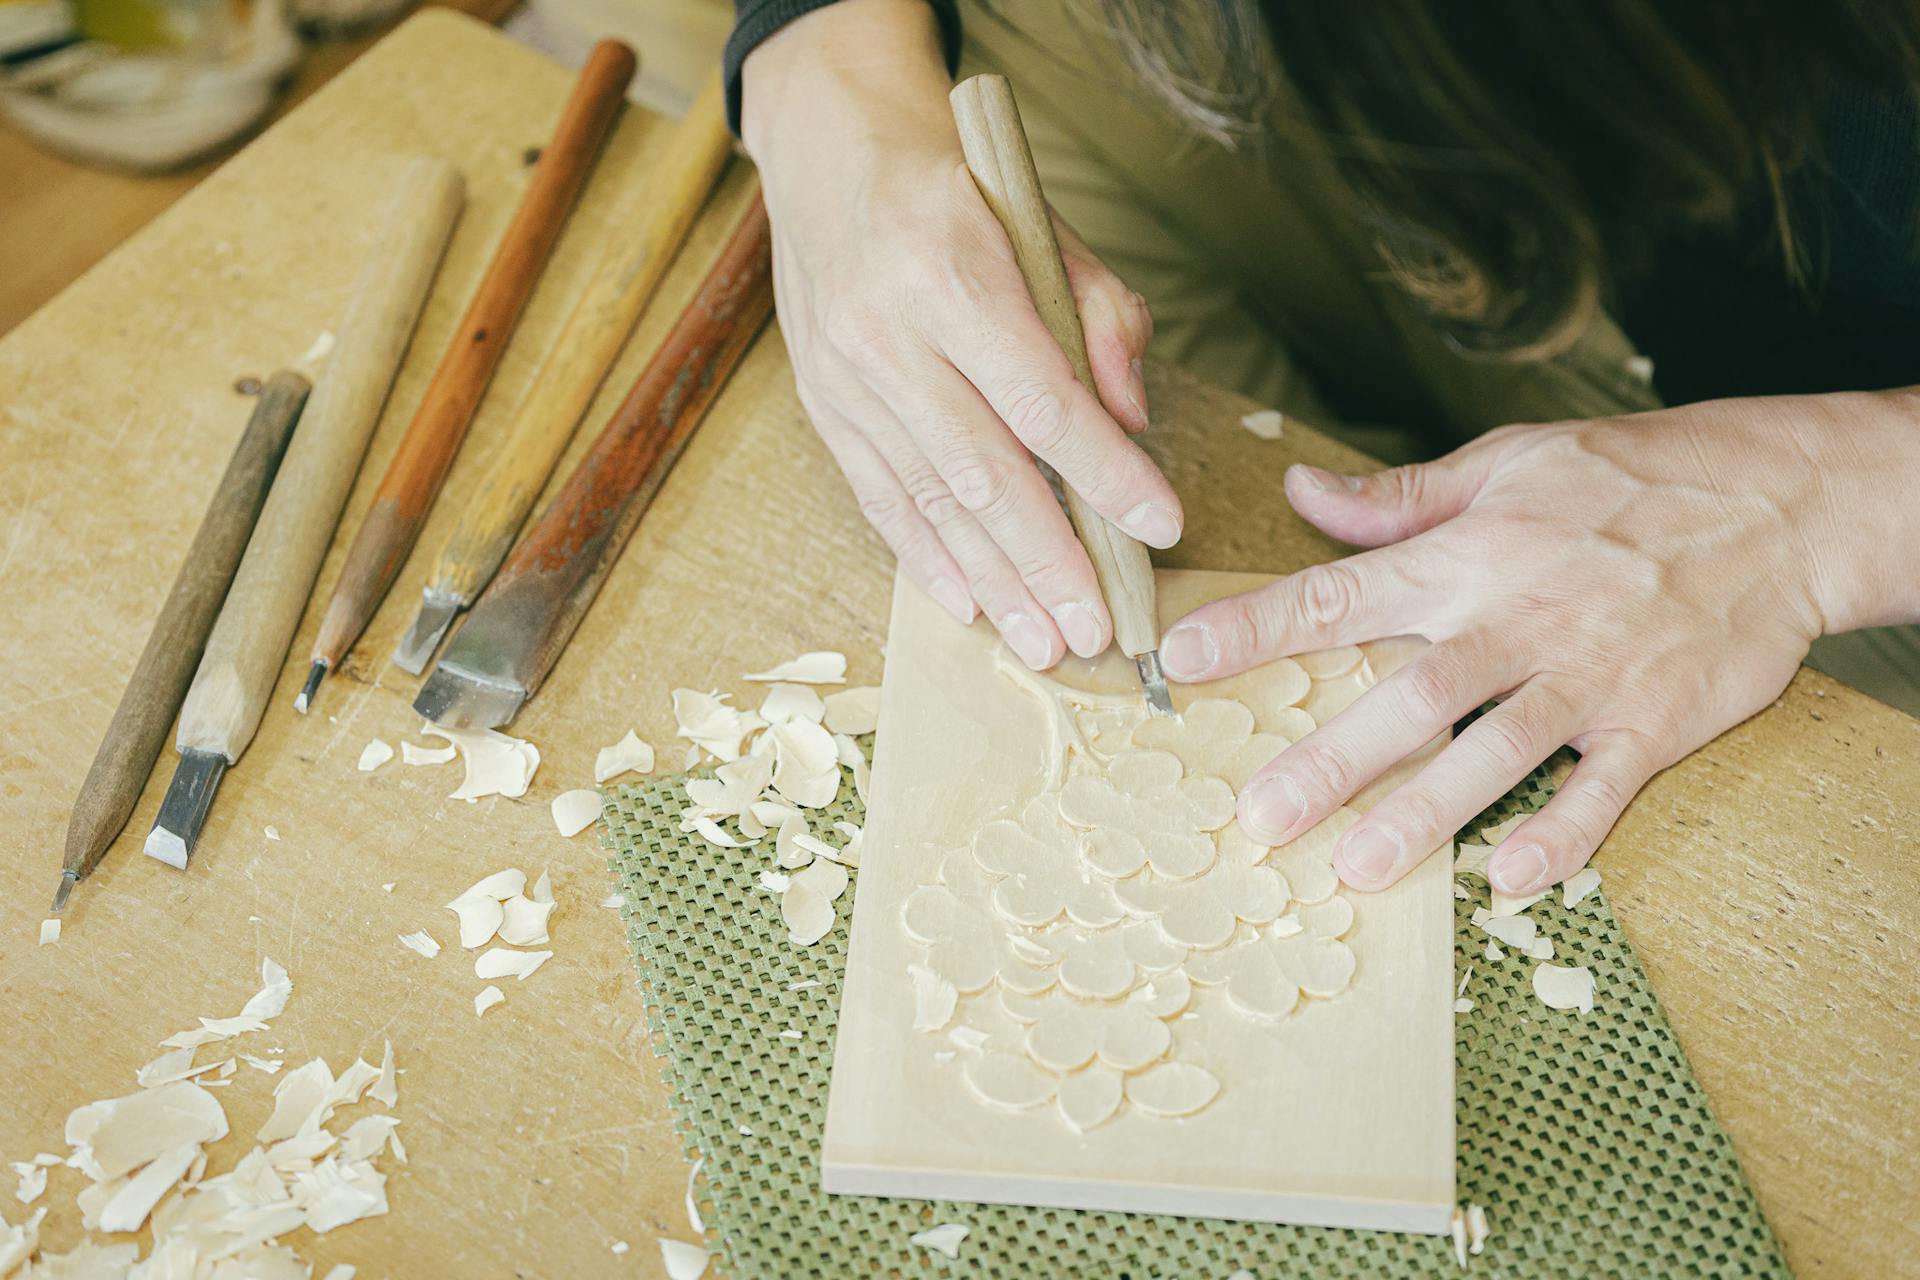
[1,12,1914,1277]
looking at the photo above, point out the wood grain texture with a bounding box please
[950,74,1159,659]
[824,567,1454,1230]
[424,69,735,609]
[433,194,773,712]
[175,159,463,757]
[0,15,1913,1277]
[308,38,636,670]
[60,370,305,883]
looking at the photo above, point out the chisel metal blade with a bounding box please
[392,589,462,675]
[1135,650,1176,718]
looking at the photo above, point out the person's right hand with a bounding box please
[740,0,1183,669]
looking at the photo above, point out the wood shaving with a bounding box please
[770,719,841,808]
[684,1156,705,1235]
[0,1207,44,1274]
[1450,1204,1468,1268]
[370,1040,397,1108]
[11,1162,46,1206]
[792,857,849,904]
[396,931,440,958]
[822,685,880,735]
[1453,997,1474,1014]
[1478,914,1537,949]
[691,815,754,849]
[1490,887,1548,917]
[1562,866,1602,909]
[671,689,763,762]
[1239,408,1283,439]
[400,740,457,766]
[595,729,655,782]
[156,958,291,1048]
[758,870,791,893]
[498,895,556,947]
[474,985,505,1017]
[532,868,552,903]
[601,892,625,910]
[1468,1202,1490,1254]
[1485,941,1504,961]
[550,789,601,838]
[423,725,541,801]
[1452,842,1491,879]
[781,882,834,947]
[908,1222,970,1259]
[356,739,393,772]
[759,681,826,724]
[473,948,552,981]
[743,651,847,684]
[659,1238,710,1279]
[445,896,503,950]
[460,869,525,900]
[265,825,281,840]
[1532,963,1595,1014]
[38,918,59,946]
[241,1055,283,1074]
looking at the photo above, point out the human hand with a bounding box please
[741,0,1181,670]
[1160,392,1920,895]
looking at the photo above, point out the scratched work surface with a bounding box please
[0,12,1915,1278]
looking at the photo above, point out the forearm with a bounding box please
[739,0,956,154]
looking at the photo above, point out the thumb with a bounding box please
[1054,210,1153,434]
[1284,448,1494,548]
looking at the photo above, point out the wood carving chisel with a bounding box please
[296,39,637,715]
[413,194,773,731]
[143,158,464,867]
[950,74,1174,717]
[393,69,734,674]
[51,373,303,912]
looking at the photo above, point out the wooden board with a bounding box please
[0,12,1914,1277]
[825,569,1453,1230]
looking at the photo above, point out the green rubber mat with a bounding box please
[603,751,1788,1279]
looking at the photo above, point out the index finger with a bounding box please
[1160,546,1449,682]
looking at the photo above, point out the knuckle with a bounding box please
[903,472,967,529]
[1479,707,1546,772]
[1401,655,1464,726]
[999,379,1073,455]
[1576,769,1635,827]
[1297,739,1363,803]
[1294,563,1360,635]
[854,486,914,535]
[1388,787,1452,842]
[943,451,1014,516]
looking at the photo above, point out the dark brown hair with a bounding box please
[1101,0,1920,357]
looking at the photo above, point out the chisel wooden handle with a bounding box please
[59,375,304,887]
[175,159,463,756]
[950,74,1159,658]
[424,70,733,610]
[309,40,637,672]
[445,195,773,704]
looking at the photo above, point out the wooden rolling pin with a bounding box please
[393,69,734,674]
[414,194,774,731]
[298,39,637,714]
[949,74,1171,715]
[51,374,304,912]
[142,158,464,869]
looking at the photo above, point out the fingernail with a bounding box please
[928,578,975,624]
[1297,465,1361,494]
[1051,601,1105,658]
[1241,774,1306,843]
[1492,843,1549,894]
[1120,501,1181,548]
[1125,357,1149,428]
[1339,825,1403,886]
[1159,622,1217,679]
[1000,611,1055,670]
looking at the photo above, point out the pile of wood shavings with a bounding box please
[669,650,879,951]
[0,960,404,1278]
[1453,816,1602,1018]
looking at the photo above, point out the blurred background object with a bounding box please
[0,0,726,335]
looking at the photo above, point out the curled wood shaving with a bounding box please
[550,789,601,838]
[1562,866,1602,909]
[821,686,879,735]
[594,729,655,782]
[400,740,456,766]
[473,986,505,1017]
[742,651,847,684]
[39,919,59,946]
[423,726,541,801]
[498,896,556,947]
[473,948,552,981]
[659,1237,711,1279]
[908,1222,970,1259]
[1239,408,1283,439]
[1531,963,1596,1014]
[356,740,393,772]
[396,931,440,958]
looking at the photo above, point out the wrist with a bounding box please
[1784,389,1920,634]
[741,0,957,166]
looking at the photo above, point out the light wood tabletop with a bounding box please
[1,12,1914,1277]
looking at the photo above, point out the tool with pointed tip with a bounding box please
[949,74,1174,717]
[298,39,636,715]
[415,193,773,730]
[392,71,734,676]
[142,159,464,868]
[51,370,304,913]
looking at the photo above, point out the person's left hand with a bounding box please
[1157,394,1892,898]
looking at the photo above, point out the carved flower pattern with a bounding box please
[1057,749,1233,880]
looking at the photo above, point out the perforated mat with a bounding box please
[603,751,1787,1278]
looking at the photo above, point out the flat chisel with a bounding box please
[414,194,774,731]
[143,159,464,867]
